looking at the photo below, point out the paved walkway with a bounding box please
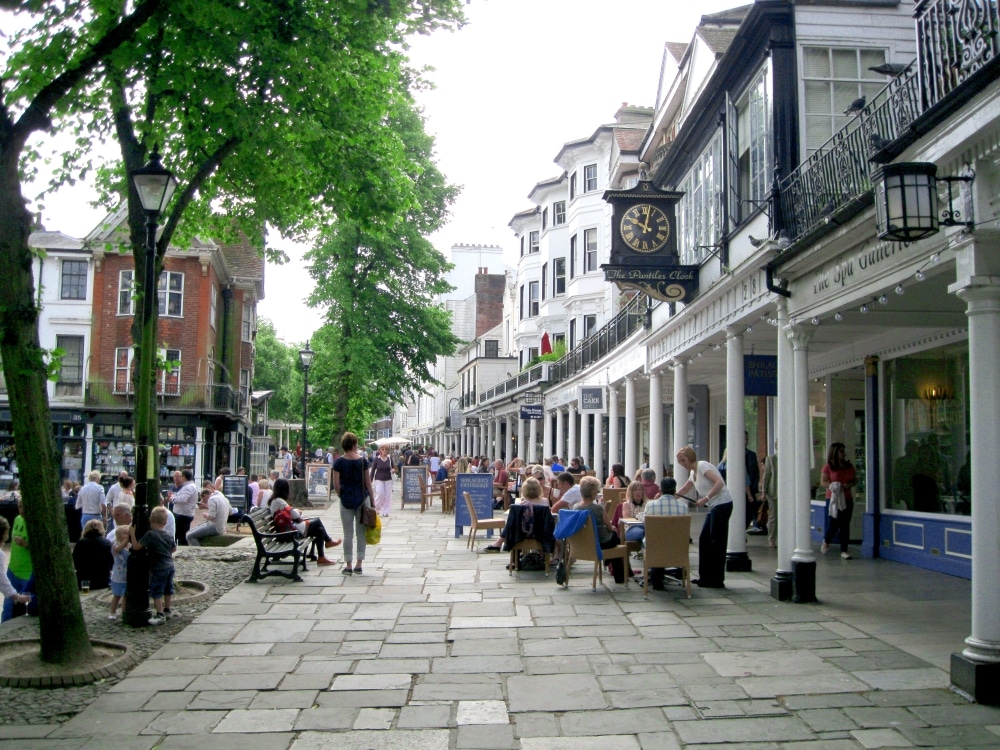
[7,487,1000,749]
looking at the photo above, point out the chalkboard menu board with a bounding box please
[455,473,495,538]
[401,465,424,506]
[222,475,248,513]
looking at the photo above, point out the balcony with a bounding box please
[548,293,649,386]
[777,0,1000,248]
[478,362,549,405]
[86,381,242,416]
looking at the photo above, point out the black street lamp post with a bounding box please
[124,148,177,627]
[299,341,313,479]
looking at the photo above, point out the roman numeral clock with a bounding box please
[602,179,699,303]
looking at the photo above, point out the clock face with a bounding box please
[620,203,670,253]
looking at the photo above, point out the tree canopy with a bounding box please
[305,99,461,439]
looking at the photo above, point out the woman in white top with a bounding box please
[676,446,733,589]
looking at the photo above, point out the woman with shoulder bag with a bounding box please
[371,445,394,518]
[334,432,376,575]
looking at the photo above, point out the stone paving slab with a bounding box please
[9,495,1000,749]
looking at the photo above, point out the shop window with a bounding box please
[55,335,84,397]
[883,343,970,516]
[60,260,87,300]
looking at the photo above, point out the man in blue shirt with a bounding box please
[550,455,565,473]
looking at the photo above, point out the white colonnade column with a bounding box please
[951,232,1000,702]
[672,361,689,484]
[726,327,750,570]
[607,387,620,471]
[648,371,663,480]
[543,408,553,461]
[789,326,816,603]
[516,413,526,462]
[555,408,564,463]
[567,401,578,462]
[528,417,538,464]
[624,376,637,477]
[504,414,514,464]
[579,407,590,470]
[772,297,795,600]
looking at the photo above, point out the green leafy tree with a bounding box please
[252,319,302,424]
[0,0,168,665]
[2,0,465,647]
[306,100,461,439]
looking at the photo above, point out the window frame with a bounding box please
[484,339,499,358]
[528,281,540,317]
[158,271,184,318]
[114,347,133,393]
[118,270,135,315]
[553,201,566,225]
[60,260,87,300]
[583,228,599,273]
[583,163,598,193]
[242,302,255,342]
[569,173,577,201]
[678,133,724,265]
[583,314,597,339]
[55,334,84,396]
[553,257,566,296]
[569,235,577,279]
[210,285,218,330]
[160,347,181,395]
[528,231,539,254]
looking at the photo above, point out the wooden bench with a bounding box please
[246,506,309,583]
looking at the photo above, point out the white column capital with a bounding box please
[725,325,743,340]
[786,327,813,349]
[607,386,618,399]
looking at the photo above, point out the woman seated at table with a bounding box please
[528,467,555,505]
[606,463,629,489]
[612,480,649,543]
[484,478,551,552]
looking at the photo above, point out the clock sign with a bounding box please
[620,203,670,253]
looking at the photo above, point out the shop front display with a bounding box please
[93,425,196,485]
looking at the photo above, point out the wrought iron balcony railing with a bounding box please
[548,294,650,386]
[778,0,999,247]
[478,362,548,404]
[86,381,241,415]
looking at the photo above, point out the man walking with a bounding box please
[170,469,198,545]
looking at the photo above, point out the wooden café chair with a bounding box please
[563,515,629,592]
[464,491,504,550]
[642,514,692,599]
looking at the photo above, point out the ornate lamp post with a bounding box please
[299,341,313,479]
[125,148,177,627]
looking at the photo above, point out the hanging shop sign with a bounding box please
[744,355,777,397]
[579,386,606,413]
[520,404,543,420]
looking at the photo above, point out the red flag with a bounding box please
[540,331,552,355]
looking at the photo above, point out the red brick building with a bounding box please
[85,207,263,484]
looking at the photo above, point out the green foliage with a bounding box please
[252,318,303,424]
[305,96,460,440]
[524,341,567,370]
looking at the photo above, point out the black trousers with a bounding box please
[698,501,732,586]
[175,514,193,546]
[824,499,854,553]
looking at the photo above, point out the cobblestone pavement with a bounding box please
[2,485,999,749]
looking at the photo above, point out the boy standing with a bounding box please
[129,506,176,625]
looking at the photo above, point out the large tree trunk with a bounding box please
[0,146,93,664]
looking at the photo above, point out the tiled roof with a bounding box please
[219,237,264,283]
[614,128,647,153]
[698,27,738,56]
[701,4,752,26]
[665,42,689,63]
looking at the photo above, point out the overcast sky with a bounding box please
[24,0,740,343]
